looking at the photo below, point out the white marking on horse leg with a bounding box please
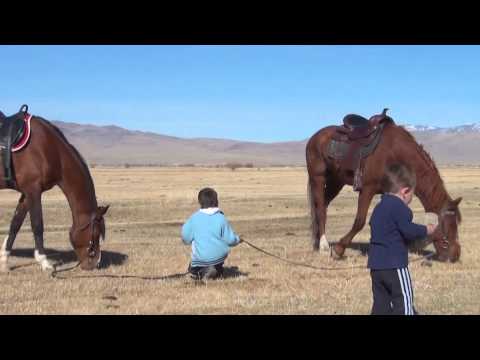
[319,234,330,252]
[34,250,54,271]
[1,235,8,254]
[97,251,102,268]
[0,260,9,272]
[0,237,10,272]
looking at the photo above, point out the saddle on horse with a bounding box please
[327,108,394,191]
[0,104,32,188]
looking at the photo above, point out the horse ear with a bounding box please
[97,205,110,216]
[452,197,462,206]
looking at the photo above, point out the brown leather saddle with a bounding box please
[327,108,394,191]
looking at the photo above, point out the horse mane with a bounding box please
[398,126,462,223]
[398,126,441,176]
[35,117,97,202]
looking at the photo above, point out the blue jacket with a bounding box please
[181,208,240,267]
[368,194,427,270]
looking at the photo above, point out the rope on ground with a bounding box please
[6,240,435,280]
[241,239,435,272]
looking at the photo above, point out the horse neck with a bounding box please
[59,167,97,227]
[411,150,450,215]
[56,147,98,227]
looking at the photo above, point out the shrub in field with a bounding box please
[225,162,242,171]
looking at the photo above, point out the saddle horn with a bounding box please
[19,104,28,114]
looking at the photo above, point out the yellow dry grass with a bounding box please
[0,166,478,314]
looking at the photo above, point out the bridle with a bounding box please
[70,213,103,260]
[436,209,457,250]
[50,214,103,278]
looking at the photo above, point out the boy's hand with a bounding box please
[426,224,437,236]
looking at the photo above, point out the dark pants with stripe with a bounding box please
[370,267,417,315]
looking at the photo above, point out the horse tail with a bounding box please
[307,175,319,249]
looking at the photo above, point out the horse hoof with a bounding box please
[0,263,11,273]
[331,245,344,260]
[320,246,331,254]
[331,251,343,260]
[40,261,55,271]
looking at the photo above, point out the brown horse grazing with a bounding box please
[0,105,109,272]
[306,109,462,262]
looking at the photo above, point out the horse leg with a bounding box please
[27,192,54,271]
[332,188,375,259]
[0,194,29,272]
[325,176,344,206]
[319,176,344,251]
[309,165,330,252]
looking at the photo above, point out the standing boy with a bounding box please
[368,164,437,315]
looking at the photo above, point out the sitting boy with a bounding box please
[181,187,241,280]
[368,163,437,315]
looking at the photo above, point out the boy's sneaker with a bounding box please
[188,263,224,280]
[190,273,201,281]
[203,266,218,280]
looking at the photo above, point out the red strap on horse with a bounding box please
[12,113,32,152]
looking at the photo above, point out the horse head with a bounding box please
[431,197,462,262]
[70,205,110,270]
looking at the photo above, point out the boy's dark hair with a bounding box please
[381,163,416,193]
[198,187,219,208]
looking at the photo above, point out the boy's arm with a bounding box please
[181,216,195,245]
[394,206,428,242]
[221,217,240,247]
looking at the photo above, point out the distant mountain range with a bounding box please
[50,120,480,166]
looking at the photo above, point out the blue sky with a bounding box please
[1,45,479,142]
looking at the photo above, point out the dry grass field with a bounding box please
[0,166,479,314]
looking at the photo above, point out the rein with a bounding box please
[242,239,365,271]
[50,261,81,278]
[50,270,190,281]
[48,238,436,280]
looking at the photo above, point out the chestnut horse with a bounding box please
[306,110,462,262]
[0,105,109,272]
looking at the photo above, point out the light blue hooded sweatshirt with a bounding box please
[181,207,240,267]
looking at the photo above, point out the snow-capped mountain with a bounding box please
[402,123,480,133]
[443,123,480,133]
[403,125,441,132]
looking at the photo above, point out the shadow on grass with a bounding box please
[9,247,128,270]
[8,248,249,281]
[221,266,249,279]
[336,241,438,261]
